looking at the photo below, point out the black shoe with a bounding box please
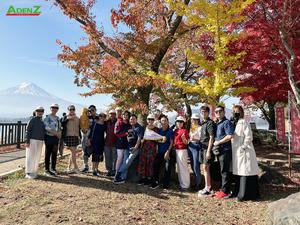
[114,172,121,182]
[191,185,200,192]
[224,193,238,199]
[162,184,169,190]
[143,178,152,186]
[150,181,159,189]
[106,172,112,177]
[137,178,146,185]
[113,178,125,184]
[179,187,189,192]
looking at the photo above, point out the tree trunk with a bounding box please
[267,103,276,130]
[255,101,276,130]
[137,85,153,126]
[185,101,192,131]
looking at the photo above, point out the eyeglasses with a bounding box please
[89,109,95,112]
[215,110,223,114]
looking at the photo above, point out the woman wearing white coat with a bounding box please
[231,105,260,201]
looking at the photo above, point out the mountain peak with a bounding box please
[0,82,56,98]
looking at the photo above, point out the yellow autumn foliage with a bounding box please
[149,0,256,105]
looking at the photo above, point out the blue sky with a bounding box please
[0,0,121,110]
[0,0,239,111]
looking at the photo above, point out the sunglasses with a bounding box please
[36,110,44,113]
[147,118,154,121]
[177,120,184,123]
[51,107,59,110]
[69,108,75,111]
[215,110,223,114]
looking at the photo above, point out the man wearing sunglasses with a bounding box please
[213,105,234,199]
[82,105,98,172]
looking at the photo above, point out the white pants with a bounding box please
[25,139,43,174]
[176,149,190,189]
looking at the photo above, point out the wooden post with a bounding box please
[16,121,21,149]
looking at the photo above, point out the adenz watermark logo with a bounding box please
[6,5,41,16]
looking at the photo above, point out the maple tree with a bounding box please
[232,0,300,128]
[51,0,197,123]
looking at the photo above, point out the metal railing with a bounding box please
[0,121,27,148]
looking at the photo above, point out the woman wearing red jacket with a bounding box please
[174,116,190,191]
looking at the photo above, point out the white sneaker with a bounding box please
[198,188,213,198]
[25,173,34,179]
[73,168,80,173]
[65,168,74,174]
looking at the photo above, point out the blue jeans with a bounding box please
[188,142,201,188]
[119,148,140,180]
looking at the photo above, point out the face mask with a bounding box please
[234,112,240,119]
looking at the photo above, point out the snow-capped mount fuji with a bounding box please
[0,83,85,118]
[0,82,57,98]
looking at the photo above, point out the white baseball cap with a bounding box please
[147,114,155,120]
[50,103,59,108]
[35,106,44,111]
[115,107,122,111]
[176,116,186,122]
[191,113,200,120]
[109,109,116,114]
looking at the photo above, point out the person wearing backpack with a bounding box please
[43,104,61,176]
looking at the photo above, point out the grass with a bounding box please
[0,153,299,225]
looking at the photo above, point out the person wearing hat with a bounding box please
[104,109,118,176]
[188,113,202,191]
[174,116,190,191]
[43,104,61,176]
[25,106,46,179]
[137,114,160,186]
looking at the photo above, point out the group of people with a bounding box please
[25,103,260,202]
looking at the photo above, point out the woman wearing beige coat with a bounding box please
[231,105,260,201]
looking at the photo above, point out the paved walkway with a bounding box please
[0,146,81,177]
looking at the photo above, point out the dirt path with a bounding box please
[0,151,299,225]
